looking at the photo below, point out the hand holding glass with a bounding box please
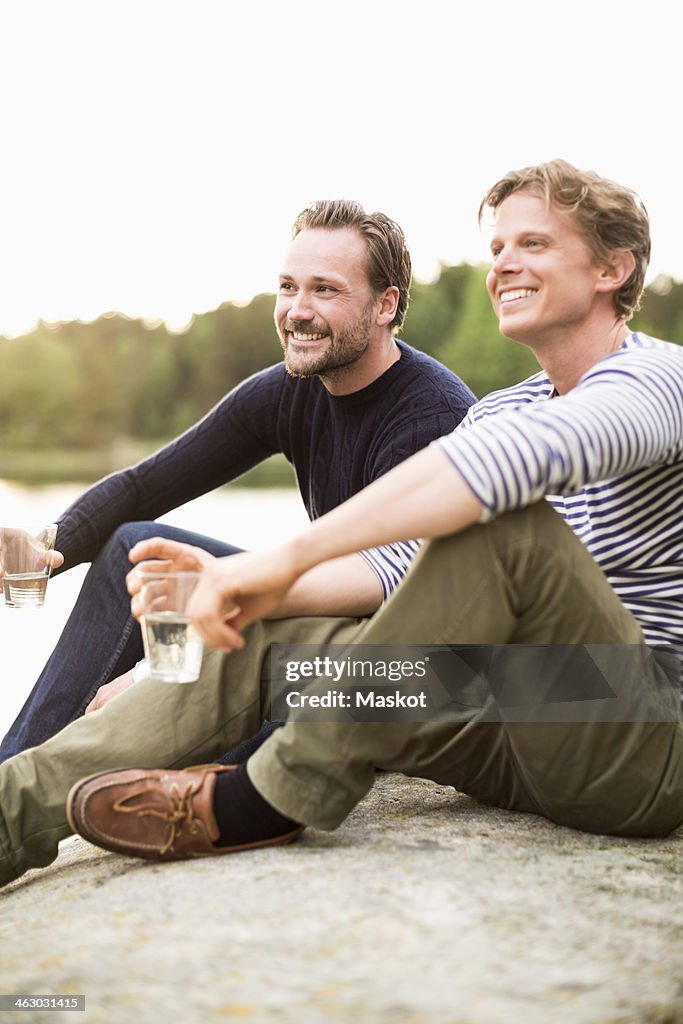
[0,525,59,608]
[138,571,204,682]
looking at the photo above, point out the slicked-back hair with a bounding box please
[291,200,411,332]
[479,159,651,321]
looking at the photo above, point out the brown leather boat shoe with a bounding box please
[66,764,303,860]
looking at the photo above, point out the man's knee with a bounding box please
[417,500,568,566]
[108,521,160,555]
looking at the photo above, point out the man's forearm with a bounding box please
[267,553,382,619]
[287,446,483,579]
[185,445,484,652]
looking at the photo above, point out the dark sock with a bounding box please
[212,763,302,847]
[216,720,285,765]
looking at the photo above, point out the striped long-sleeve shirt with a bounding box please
[435,332,683,681]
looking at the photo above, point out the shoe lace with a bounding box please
[114,781,202,855]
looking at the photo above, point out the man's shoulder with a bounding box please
[614,332,683,364]
[394,341,477,406]
[624,332,683,354]
[466,369,553,422]
[585,333,683,384]
[239,361,288,386]
[396,339,462,381]
[232,360,312,403]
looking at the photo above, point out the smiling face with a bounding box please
[274,227,382,384]
[486,189,613,352]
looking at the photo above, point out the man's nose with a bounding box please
[287,290,314,320]
[492,246,521,275]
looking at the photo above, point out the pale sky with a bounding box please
[0,0,679,337]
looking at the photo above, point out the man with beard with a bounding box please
[0,199,475,762]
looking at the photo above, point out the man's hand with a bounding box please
[187,547,300,652]
[84,670,135,714]
[126,537,217,620]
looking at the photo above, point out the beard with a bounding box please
[278,303,374,383]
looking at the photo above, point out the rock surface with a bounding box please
[2,774,682,1024]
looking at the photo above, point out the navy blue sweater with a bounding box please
[55,341,476,573]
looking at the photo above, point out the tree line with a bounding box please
[1,265,682,455]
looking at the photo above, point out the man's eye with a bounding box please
[316,285,335,293]
[279,282,295,292]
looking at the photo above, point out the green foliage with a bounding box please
[402,264,474,359]
[442,265,539,398]
[1,267,682,474]
[0,296,280,456]
[632,275,683,345]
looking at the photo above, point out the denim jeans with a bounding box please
[0,521,280,762]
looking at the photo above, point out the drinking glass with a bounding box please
[1,524,59,609]
[138,570,204,683]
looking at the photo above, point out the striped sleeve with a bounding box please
[359,540,422,599]
[435,347,683,519]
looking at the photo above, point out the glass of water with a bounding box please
[138,570,204,683]
[0,524,59,609]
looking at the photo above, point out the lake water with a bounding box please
[0,481,307,739]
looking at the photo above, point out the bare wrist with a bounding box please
[286,535,317,578]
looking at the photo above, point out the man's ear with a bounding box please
[595,250,636,294]
[376,286,400,326]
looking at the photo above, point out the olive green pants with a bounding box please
[1,502,682,887]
